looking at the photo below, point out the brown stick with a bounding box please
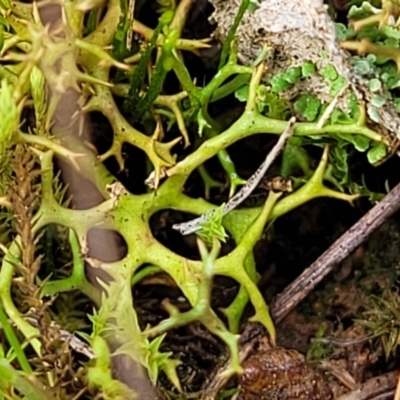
[271,180,400,324]
[335,370,398,400]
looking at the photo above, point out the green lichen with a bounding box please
[0,0,397,397]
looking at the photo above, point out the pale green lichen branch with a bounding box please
[84,73,179,174]
[34,151,116,249]
[168,109,385,179]
[215,190,282,344]
[172,117,296,235]
[0,242,41,355]
[130,19,211,54]
[144,238,243,375]
[41,229,99,303]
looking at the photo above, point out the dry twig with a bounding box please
[272,181,400,323]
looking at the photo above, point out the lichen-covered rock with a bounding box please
[208,0,400,154]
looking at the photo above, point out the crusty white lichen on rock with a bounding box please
[209,0,400,153]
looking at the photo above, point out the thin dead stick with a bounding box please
[335,370,398,400]
[25,316,94,359]
[126,0,136,50]
[271,180,400,324]
[173,117,296,235]
[316,82,349,129]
